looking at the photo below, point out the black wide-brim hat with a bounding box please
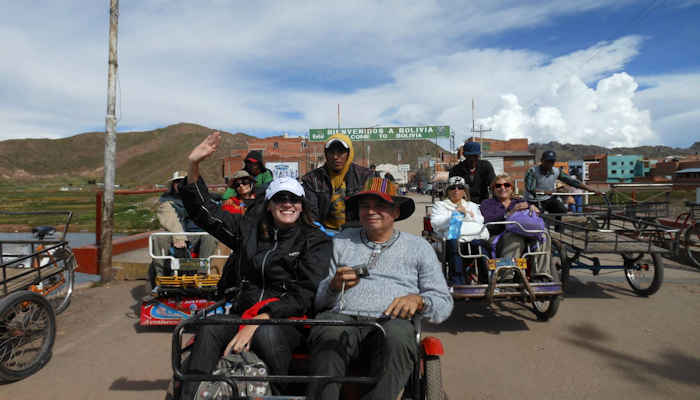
[345,177,415,222]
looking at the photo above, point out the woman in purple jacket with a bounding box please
[480,174,539,261]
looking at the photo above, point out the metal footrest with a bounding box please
[451,282,562,300]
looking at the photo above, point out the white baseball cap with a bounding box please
[448,176,466,186]
[265,177,305,200]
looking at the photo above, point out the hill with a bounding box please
[0,123,449,185]
[528,141,699,161]
[0,123,254,185]
[3,123,696,185]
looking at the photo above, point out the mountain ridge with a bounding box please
[2,123,697,185]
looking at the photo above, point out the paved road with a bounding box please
[2,194,699,399]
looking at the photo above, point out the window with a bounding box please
[512,160,525,167]
[273,142,279,149]
[612,161,617,165]
[611,170,617,174]
[620,161,625,165]
[630,170,634,174]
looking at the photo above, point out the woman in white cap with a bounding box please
[177,131,332,399]
[430,176,488,285]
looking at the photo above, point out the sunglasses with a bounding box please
[494,182,512,189]
[271,193,303,204]
[233,180,252,187]
[447,185,465,191]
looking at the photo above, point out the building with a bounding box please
[222,135,327,181]
[465,137,535,192]
[674,168,700,188]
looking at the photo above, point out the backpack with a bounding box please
[195,351,271,399]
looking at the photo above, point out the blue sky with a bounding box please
[1,0,699,149]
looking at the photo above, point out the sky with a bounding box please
[1,0,699,150]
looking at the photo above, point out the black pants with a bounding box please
[306,311,418,400]
[181,314,304,399]
[536,197,568,231]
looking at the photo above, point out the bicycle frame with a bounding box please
[148,232,229,276]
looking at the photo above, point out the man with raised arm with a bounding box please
[307,177,453,400]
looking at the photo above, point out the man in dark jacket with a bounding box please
[301,134,372,231]
[448,141,495,204]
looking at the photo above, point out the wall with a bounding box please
[606,155,642,183]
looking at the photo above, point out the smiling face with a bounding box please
[267,191,303,229]
[358,196,399,238]
[493,177,514,201]
[233,179,253,197]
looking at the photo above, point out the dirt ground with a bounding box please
[1,193,699,399]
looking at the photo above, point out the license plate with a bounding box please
[487,258,527,270]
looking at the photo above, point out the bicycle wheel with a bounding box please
[552,241,570,291]
[531,253,561,321]
[684,224,700,268]
[423,355,447,400]
[0,290,56,382]
[42,249,76,315]
[623,252,664,297]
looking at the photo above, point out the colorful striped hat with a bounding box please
[345,177,415,221]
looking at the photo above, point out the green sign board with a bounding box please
[309,126,450,142]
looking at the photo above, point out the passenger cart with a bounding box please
[422,206,563,321]
[0,211,77,381]
[140,232,229,326]
[169,300,448,399]
[545,207,678,296]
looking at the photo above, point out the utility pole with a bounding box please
[100,0,119,283]
[471,98,492,153]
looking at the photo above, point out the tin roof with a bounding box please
[675,168,700,174]
[482,151,534,157]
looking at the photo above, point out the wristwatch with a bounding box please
[419,295,431,313]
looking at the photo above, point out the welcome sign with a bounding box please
[309,126,450,142]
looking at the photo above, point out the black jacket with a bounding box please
[301,163,372,225]
[448,159,496,204]
[179,177,332,318]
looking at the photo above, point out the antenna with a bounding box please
[471,98,492,153]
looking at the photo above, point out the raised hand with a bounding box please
[188,131,222,163]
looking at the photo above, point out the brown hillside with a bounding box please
[0,123,253,185]
[0,123,451,185]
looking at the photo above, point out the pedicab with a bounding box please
[543,193,679,296]
[139,232,230,326]
[0,211,77,381]
[422,206,563,321]
[168,297,448,399]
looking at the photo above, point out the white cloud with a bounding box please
[0,0,697,151]
[479,73,655,147]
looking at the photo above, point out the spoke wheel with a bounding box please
[0,291,56,382]
[622,252,663,297]
[552,242,570,291]
[685,225,700,268]
[40,249,76,315]
[531,258,561,322]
